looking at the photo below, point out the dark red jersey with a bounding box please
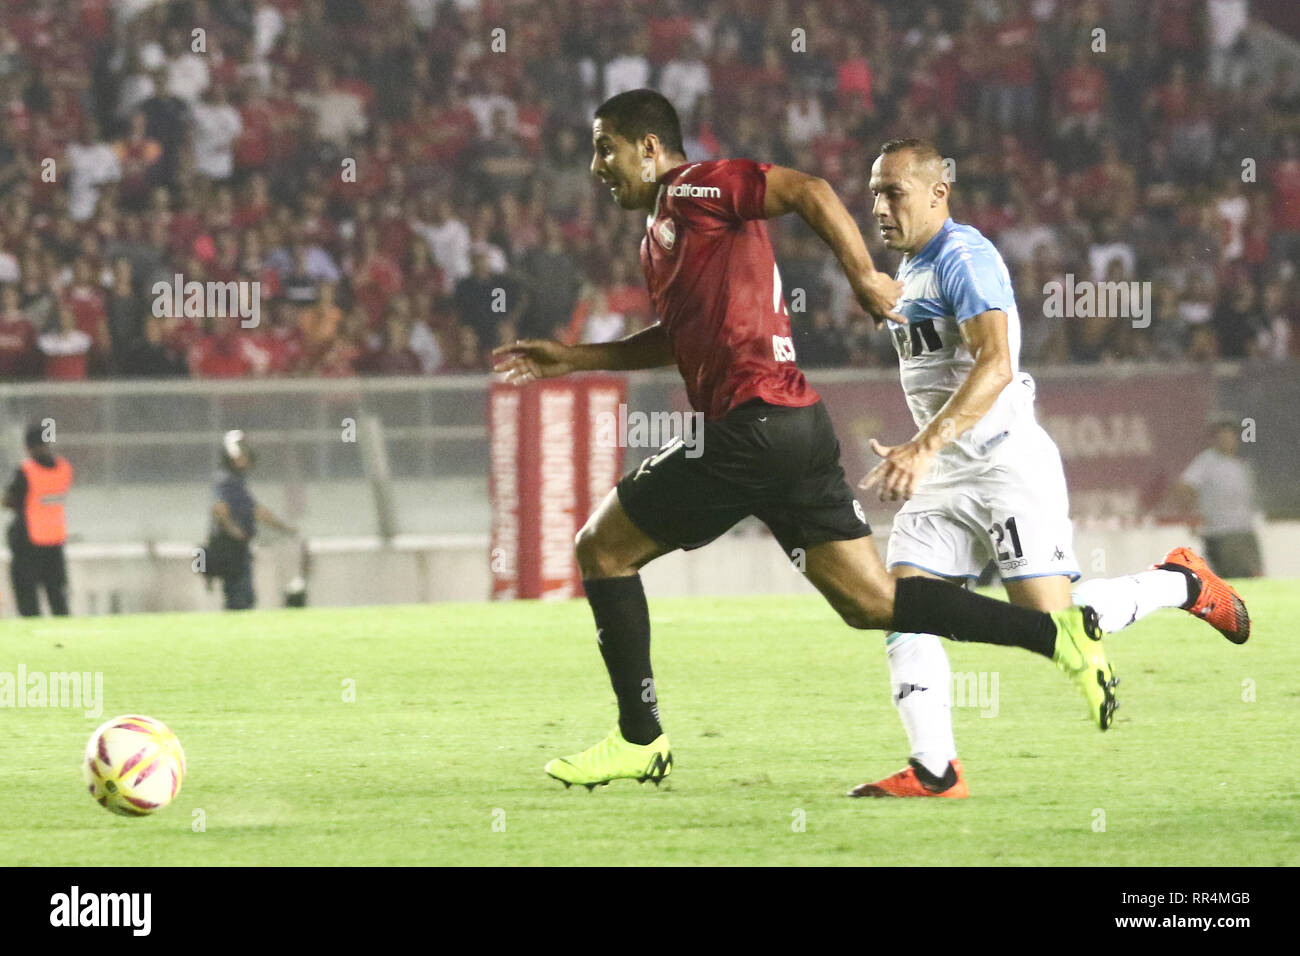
[640,158,819,420]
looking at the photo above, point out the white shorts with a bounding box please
[886,425,1081,582]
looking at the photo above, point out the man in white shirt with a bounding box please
[998,205,1058,267]
[252,0,286,59]
[297,66,367,148]
[603,31,652,99]
[785,89,827,146]
[1087,218,1136,282]
[465,73,517,139]
[66,120,122,221]
[114,0,167,26]
[164,29,210,103]
[414,200,472,294]
[191,86,242,181]
[659,39,711,122]
[1172,419,1262,578]
[0,243,20,285]
[1207,0,1250,90]
[407,318,442,373]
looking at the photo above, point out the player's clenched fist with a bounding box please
[492,339,576,385]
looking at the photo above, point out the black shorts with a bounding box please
[8,542,67,588]
[616,399,872,557]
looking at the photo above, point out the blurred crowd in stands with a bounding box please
[0,0,1297,380]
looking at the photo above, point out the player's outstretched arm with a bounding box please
[864,309,1013,500]
[761,165,903,326]
[492,323,674,384]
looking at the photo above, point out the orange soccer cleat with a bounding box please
[1155,546,1251,645]
[847,758,970,799]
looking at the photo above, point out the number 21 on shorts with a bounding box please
[989,516,1024,561]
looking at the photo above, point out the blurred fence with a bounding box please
[0,361,1296,549]
[0,376,489,543]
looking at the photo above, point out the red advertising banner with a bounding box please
[1031,371,1214,520]
[811,369,1215,523]
[489,376,627,600]
[488,386,522,599]
[657,367,1215,524]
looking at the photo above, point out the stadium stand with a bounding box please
[0,0,1296,381]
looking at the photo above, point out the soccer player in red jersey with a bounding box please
[493,90,1116,791]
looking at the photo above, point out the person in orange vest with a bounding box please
[3,423,73,616]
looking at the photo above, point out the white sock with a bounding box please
[885,632,956,778]
[1073,569,1190,634]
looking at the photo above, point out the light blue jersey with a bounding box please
[888,217,1036,461]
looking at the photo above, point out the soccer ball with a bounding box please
[83,715,186,816]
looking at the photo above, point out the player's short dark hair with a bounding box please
[594,89,685,157]
[879,138,948,182]
[25,422,48,449]
[879,138,943,163]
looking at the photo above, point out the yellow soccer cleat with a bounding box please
[544,728,672,790]
[1050,605,1119,730]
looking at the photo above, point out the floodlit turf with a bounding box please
[1,580,1296,866]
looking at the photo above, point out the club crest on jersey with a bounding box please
[655,219,676,250]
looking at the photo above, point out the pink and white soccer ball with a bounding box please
[83,715,186,816]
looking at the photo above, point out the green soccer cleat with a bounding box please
[1050,605,1119,731]
[544,729,672,790]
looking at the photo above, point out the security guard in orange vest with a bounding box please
[3,423,73,616]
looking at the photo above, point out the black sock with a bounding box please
[583,575,661,745]
[893,577,1056,658]
[909,757,957,793]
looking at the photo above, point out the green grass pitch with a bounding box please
[2,580,1296,866]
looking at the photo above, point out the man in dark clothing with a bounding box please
[453,249,523,354]
[519,219,581,340]
[3,423,73,616]
[106,257,146,372]
[121,316,188,377]
[208,430,297,610]
[139,66,189,186]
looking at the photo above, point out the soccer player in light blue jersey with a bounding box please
[848,139,1250,799]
